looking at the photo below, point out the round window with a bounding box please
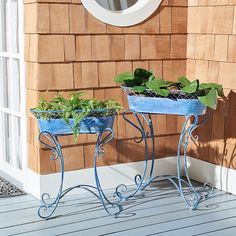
[81,0,162,27]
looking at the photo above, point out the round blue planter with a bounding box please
[127,95,206,115]
[36,116,114,135]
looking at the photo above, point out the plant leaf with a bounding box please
[124,76,143,86]
[134,68,153,84]
[114,72,134,84]
[148,74,155,82]
[199,83,221,90]
[181,80,199,94]
[159,80,175,88]
[199,83,224,96]
[146,77,172,87]
[157,88,169,97]
[115,68,153,87]
[146,79,169,97]
[133,86,146,93]
[178,76,191,87]
[198,88,218,110]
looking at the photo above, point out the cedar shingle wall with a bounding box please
[187,0,236,169]
[25,0,188,174]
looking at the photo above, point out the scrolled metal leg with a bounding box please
[114,110,155,201]
[142,114,155,182]
[93,128,123,217]
[176,115,214,210]
[38,131,64,220]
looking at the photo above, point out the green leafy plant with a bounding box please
[114,68,224,110]
[32,92,122,141]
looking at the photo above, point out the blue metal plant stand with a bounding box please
[37,128,123,220]
[113,103,214,210]
[30,109,125,220]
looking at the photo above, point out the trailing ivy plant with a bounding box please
[32,92,122,141]
[114,68,224,110]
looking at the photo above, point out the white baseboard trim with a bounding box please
[25,156,180,199]
[24,156,236,199]
[187,157,236,195]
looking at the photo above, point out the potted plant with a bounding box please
[31,92,123,220]
[30,92,122,140]
[114,68,224,115]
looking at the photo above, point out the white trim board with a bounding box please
[25,156,181,199]
[187,157,236,195]
[25,156,236,199]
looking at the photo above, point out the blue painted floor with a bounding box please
[0,180,236,236]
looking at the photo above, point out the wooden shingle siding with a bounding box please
[187,1,236,169]
[25,0,222,175]
[25,0,236,173]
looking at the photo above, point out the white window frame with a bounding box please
[0,0,27,184]
[81,0,162,26]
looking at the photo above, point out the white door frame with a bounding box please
[0,0,27,185]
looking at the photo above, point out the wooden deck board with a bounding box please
[156,217,236,236]
[0,180,235,236]
[48,199,236,236]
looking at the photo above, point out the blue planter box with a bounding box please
[127,96,206,116]
[36,116,114,135]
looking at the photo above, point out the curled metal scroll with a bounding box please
[38,131,64,220]
[122,109,144,143]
